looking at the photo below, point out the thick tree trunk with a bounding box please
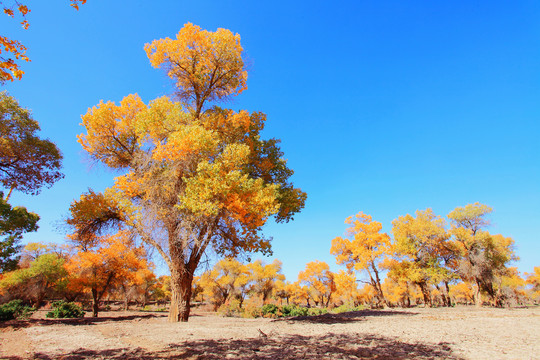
[436,284,447,307]
[418,282,432,307]
[474,280,482,307]
[168,267,194,322]
[444,281,452,307]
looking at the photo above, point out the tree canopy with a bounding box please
[77,23,306,321]
[0,92,63,197]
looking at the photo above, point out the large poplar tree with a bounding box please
[78,23,306,322]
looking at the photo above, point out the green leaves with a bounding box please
[0,193,39,273]
[0,92,63,195]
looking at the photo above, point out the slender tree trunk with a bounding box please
[91,288,99,317]
[5,184,15,202]
[404,283,411,308]
[370,263,387,307]
[122,284,129,311]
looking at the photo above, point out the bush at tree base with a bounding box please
[45,300,85,318]
[0,300,35,320]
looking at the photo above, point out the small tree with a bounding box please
[248,259,285,303]
[331,212,390,307]
[0,253,67,306]
[332,270,359,306]
[198,258,250,310]
[65,231,148,317]
[298,261,335,307]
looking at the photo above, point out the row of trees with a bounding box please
[331,205,520,308]
[1,232,538,319]
[189,204,538,311]
[0,238,155,317]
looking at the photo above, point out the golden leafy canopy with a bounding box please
[145,23,247,117]
[330,212,391,273]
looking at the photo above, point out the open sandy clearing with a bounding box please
[1,307,538,359]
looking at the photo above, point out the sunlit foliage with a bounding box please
[78,23,305,322]
[390,209,452,307]
[65,231,148,317]
[298,260,335,307]
[448,203,517,306]
[331,212,390,307]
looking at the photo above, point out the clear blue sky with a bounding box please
[4,0,539,281]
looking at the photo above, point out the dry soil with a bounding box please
[0,306,539,359]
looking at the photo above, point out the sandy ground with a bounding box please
[0,306,539,359]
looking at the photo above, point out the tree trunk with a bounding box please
[474,280,482,307]
[418,282,432,307]
[444,281,452,307]
[91,288,99,317]
[436,284,447,307]
[370,263,387,307]
[168,266,194,322]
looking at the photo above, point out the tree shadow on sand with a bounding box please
[276,309,418,325]
[20,332,461,360]
[0,313,168,330]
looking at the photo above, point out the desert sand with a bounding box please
[1,306,539,359]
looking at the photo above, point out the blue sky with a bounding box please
[4,0,539,281]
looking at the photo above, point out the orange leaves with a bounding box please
[144,23,247,116]
[17,4,29,16]
[0,36,29,81]
[70,0,87,10]
[79,94,145,168]
[152,124,218,163]
[2,1,85,82]
[330,212,391,273]
[65,230,148,296]
[180,143,279,229]
[298,260,335,306]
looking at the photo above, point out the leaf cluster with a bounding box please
[0,92,63,195]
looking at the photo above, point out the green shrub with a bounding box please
[46,301,85,318]
[0,300,35,321]
[307,307,328,316]
[332,303,365,314]
[141,305,167,312]
[280,304,294,316]
[261,303,279,316]
[288,306,309,317]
